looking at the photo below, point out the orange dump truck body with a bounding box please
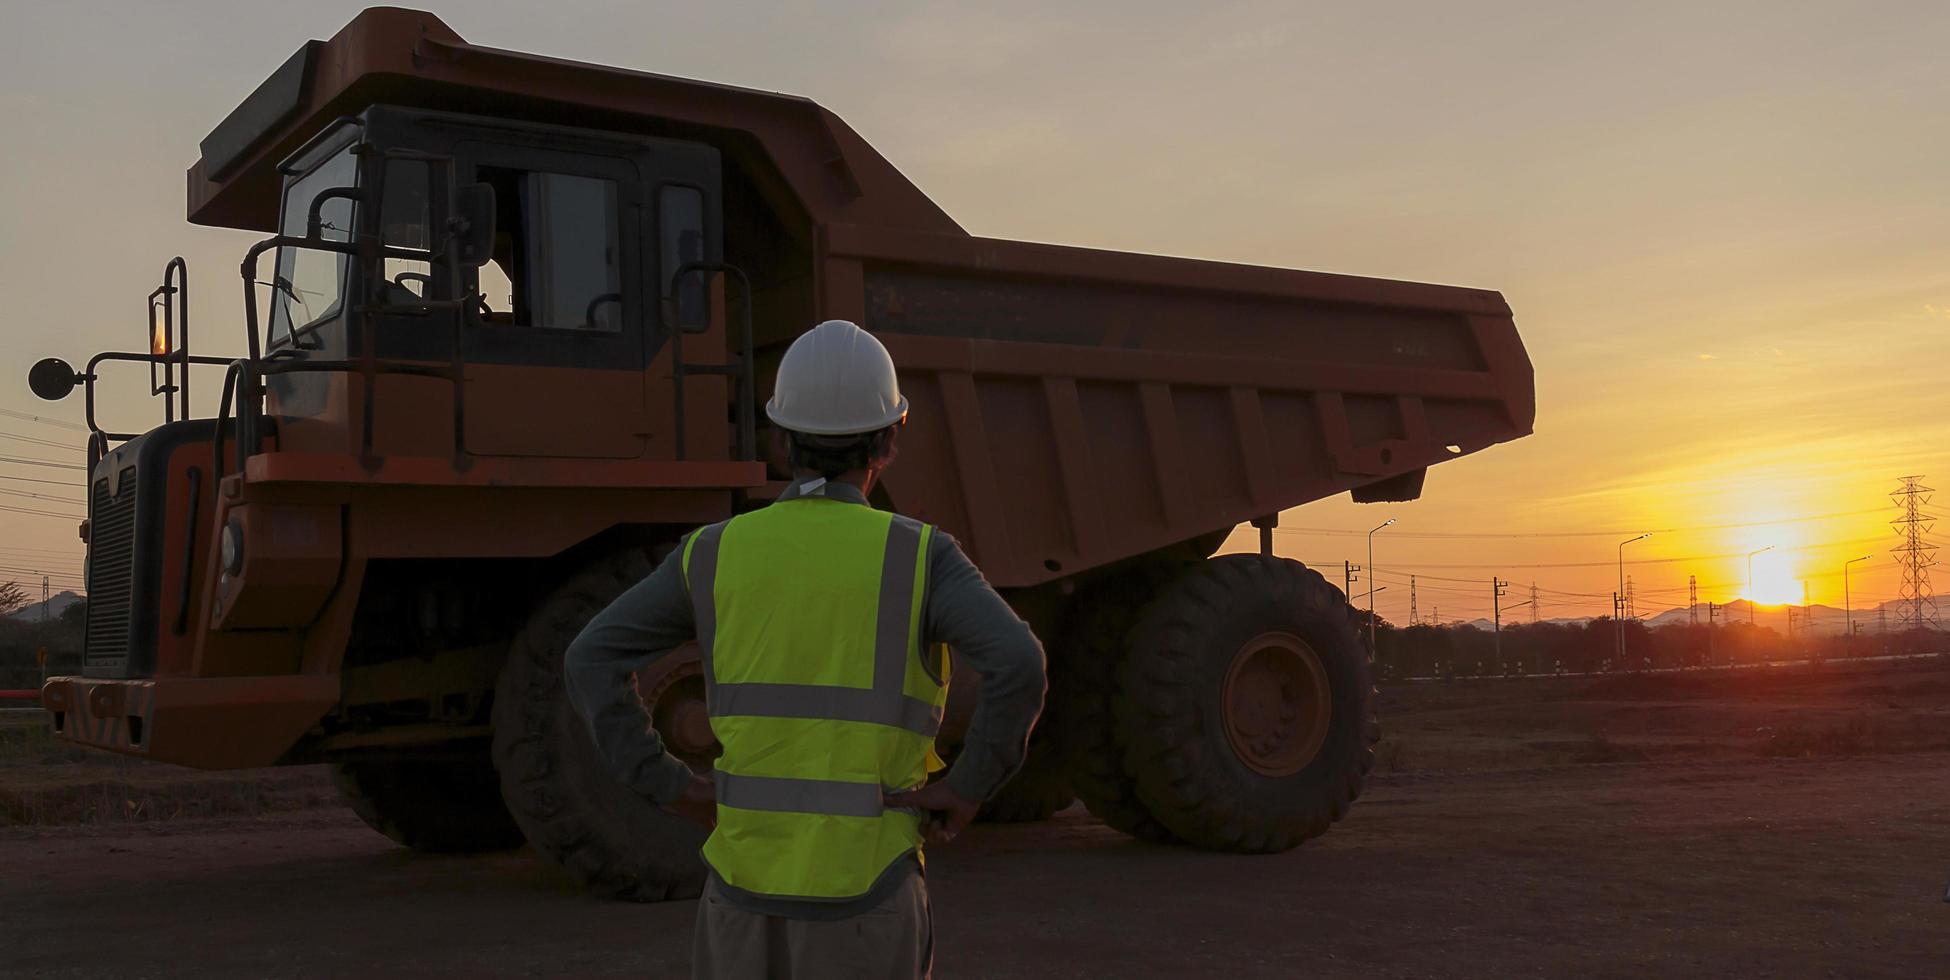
[39,7,1531,770]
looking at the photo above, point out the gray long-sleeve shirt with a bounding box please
[564,476,1046,918]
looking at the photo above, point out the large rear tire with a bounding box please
[491,549,709,902]
[1055,567,1186,843]
[1117,555,1377,852]
[975,715,1074,824]
[332,757,525,853]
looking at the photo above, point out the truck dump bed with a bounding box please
[184,7,1533,590]
[838,227,1534,587]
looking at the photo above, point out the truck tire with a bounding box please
[332,758,525,853]
[976,716,1074,823]
[1055,568,1186,843]
[1117,554,1377,852]
[491,549,709,902]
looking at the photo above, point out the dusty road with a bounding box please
[4,750,1946,978]
[7,661,1950,977]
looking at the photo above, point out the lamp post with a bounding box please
[1368,519,1394,658]
[1746,546,1774,624]
[1617,533,1651,667]
[1844,555,1870,657]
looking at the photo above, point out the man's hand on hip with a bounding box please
[666,771,716,830]
[882,782,980,844]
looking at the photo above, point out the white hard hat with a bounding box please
[765,320,909,436]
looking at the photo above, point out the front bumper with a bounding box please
[41,675,339,769]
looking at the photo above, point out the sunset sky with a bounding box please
[1,1,1944,624]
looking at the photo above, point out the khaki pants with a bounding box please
[692,875,933,980]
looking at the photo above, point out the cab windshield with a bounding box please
[268,143,359,345]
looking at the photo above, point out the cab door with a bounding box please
[452,141,650,459]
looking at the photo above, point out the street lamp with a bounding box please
[1746,546,1774,624]
[1617,533,1651,667]
[1368,519,1394,656]
[1844,555,1870,656]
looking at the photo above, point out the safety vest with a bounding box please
[682,496,949,902]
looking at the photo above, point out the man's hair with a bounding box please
[786,426,898,479]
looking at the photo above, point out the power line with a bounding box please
[1274,507,1898,541]
[1360,536,1890,571]
[0,407,87,432]
[0,455,85,471]
[0,473,84,488]
[0,503,84,520]
[0,543,87,557]
[0,429,79,451]
[0,486,84,506]
[0,563,83,578]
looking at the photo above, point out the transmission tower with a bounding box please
[1891,476,1940,631]
[1529,582,1539,625]
[1689,575,1698,626]
[1625,575,1636,619]
[1409,575,1419,627]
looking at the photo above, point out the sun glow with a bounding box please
[1745,550,1803,606]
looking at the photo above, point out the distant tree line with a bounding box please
[1371,617,1945,680]
[0,588,85,690]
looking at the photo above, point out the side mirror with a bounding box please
[451,182,497,268]
[28,358,78,401]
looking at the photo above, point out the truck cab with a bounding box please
[262,107,724,463]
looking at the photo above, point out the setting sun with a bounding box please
[1745,551,1804,607]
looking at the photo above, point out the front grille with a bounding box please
[85,466,138,674]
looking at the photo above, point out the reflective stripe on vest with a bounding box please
[683,501,946,902]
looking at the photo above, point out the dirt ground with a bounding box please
[3,658,1947,978]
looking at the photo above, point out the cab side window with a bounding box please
[472,168,623,332]
[377,159,434,302]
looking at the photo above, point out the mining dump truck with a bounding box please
[25,8,1533,899]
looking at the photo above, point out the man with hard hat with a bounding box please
[566,320,1046,980]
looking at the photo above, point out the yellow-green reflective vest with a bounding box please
[682,497,949,902]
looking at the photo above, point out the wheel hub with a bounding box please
[634,643,720,769]
[1220,631,1331,777]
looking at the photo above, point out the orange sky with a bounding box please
[2,1,1945,622]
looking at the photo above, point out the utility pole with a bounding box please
[1618,533,1651,671]
[1367,520,1394,659]
[1803,580,1813,642]
[1707,601,1718,665]
[1689,575,1698,626]
[1892,476,1939,631]
[1492,578,1508,674]
[40,574,50,625]
[1612,591,1621,671]
[1344,560,1360,606]
[1409,575,1419,627]
[1845,556,1869,657]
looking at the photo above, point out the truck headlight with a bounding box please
[220,521,244,575]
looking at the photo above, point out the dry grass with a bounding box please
[0,769,336,827]
[1,719,337,828]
